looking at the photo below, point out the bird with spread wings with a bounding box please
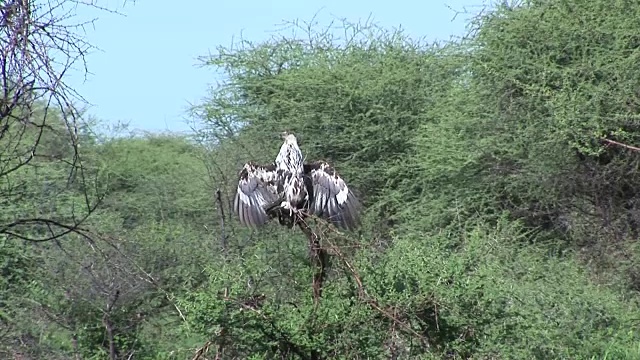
[233,132,361,231]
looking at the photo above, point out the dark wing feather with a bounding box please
[304,161,361,231]
[233,162,280,228]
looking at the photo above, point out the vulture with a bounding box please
[233,132,361,231]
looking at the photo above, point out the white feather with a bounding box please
[336,185,348,205]
[238,188,250,205]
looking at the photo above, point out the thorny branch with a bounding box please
[194,211,430,359]
[214,188,228,359]
[326,236,430,348]
[193,292,312,360]
[215,188,228,254]
[192,212,330,360]
[305,217,431,349]
[296,216,329,305]
[103,289,120,360]
[601,137,640,152]
[0,0,116,241]
[37,225,191,358]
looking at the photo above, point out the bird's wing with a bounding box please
[304,161,361,231]
[233,162,280,228]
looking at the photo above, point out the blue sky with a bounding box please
[67,0,488,135]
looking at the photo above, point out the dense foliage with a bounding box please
[3,0,640,359]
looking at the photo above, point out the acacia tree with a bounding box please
[0,0,131,241]
[0,1,136,358]
[183,7,640,359]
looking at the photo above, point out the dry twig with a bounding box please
[0,0,113,242]
[601,138,640,152]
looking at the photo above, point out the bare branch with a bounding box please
[601,138,640,152]
[0,0,114,241]
[296,216,329,306]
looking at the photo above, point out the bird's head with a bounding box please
[280,131,298,145]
